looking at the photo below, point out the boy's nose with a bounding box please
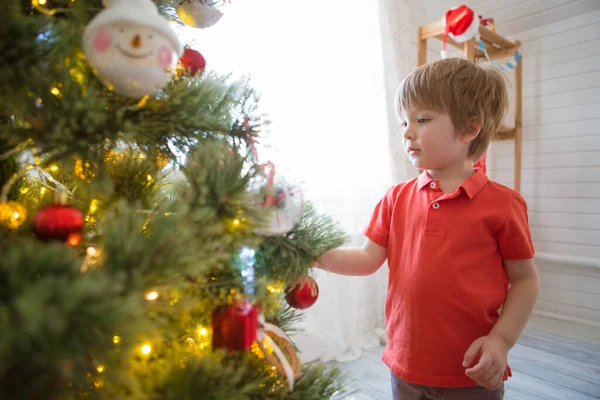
[402,126,415,140]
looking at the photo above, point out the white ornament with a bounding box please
[82,0,183,98]
[254,175,305,236]
[177,0,225,29]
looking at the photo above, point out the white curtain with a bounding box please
[181,0,418,363]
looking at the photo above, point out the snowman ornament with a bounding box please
[82,0,183,98]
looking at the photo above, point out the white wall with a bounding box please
[494,9,600,339]
[425,0,600,338]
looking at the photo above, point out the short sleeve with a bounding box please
[362,186,395,248]
[497,193,535,260]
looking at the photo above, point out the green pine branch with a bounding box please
[254,203,348,284]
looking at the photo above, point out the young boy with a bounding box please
[314,58,539,400]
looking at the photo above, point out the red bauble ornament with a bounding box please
[285,276,319,309]
[33,203,84,246]
[212,301,258,351]
[180,47,206,76]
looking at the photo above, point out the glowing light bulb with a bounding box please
[50,87,60,96]
[96,365,105,373]
[145,291,158,301]
[147,175,153,181]
[89,199,99,214]
[198,327,208,336]
[141,344,152,355]
[113,335,121,344]
[233,219,240,226]
[86,247,97,257]
[49,165,59,172]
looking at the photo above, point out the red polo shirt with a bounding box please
[363,169,534,387]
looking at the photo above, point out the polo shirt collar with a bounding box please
[417,168,488,199]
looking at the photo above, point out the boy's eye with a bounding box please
[401,121,408,128]
[417,117,430,123]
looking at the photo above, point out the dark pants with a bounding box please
[391,374,504,400]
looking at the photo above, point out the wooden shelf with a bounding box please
[420,21,520,61]
[417,21,523,192]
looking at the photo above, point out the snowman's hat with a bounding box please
[83,0,182,57]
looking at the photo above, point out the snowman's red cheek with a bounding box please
[93,29,112,52]
[158,46,173,67]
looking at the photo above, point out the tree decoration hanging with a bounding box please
[176,0,228,29]
[211,301,258,352]
[179,46,207,76]
[82,0,183,98]
[33,191,84,246]
[256,313,301,391]
[285,276,319,310]
[243,118,304,236]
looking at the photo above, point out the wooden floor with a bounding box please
[331,327,600,400]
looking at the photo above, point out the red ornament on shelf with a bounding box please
[211,301,258,351]
[33,191,84,246]
[285,276,319,309]
[180,47,206,76]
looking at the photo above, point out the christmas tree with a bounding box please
[0,0,348,398]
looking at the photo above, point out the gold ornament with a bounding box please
[0,201,27,229]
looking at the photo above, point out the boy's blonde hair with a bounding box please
[396,58,509,161]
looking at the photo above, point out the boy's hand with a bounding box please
[462,334,509,390]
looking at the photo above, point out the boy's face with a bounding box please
[399,107,471,171]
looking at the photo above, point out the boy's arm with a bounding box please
[464,258,539,389]
[490,258,539,347]
[313,239,387,276]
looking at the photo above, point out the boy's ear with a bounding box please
[461,118,481,143]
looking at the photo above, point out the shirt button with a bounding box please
[430,182,437,189]
[432,202,440,209]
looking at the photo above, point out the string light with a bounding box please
[81,247,100,273]
[113,335,121,344]
[66,233,81,247]
[75,159,96,181]
[40,187,46,195]
[145,291,158,301]
[96,365,105,373]
[0,202,27,229]
[198,327,208,336]
[89,199,99,214]
[137,95,149,108]
[141,344,152,355]
[50,87,61,96]
[267,285,283,294]
[146,175,153,181]
[93,377,104,389]
[31,0,70,16]
[233,218,241,226]
[49,165,59,172]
